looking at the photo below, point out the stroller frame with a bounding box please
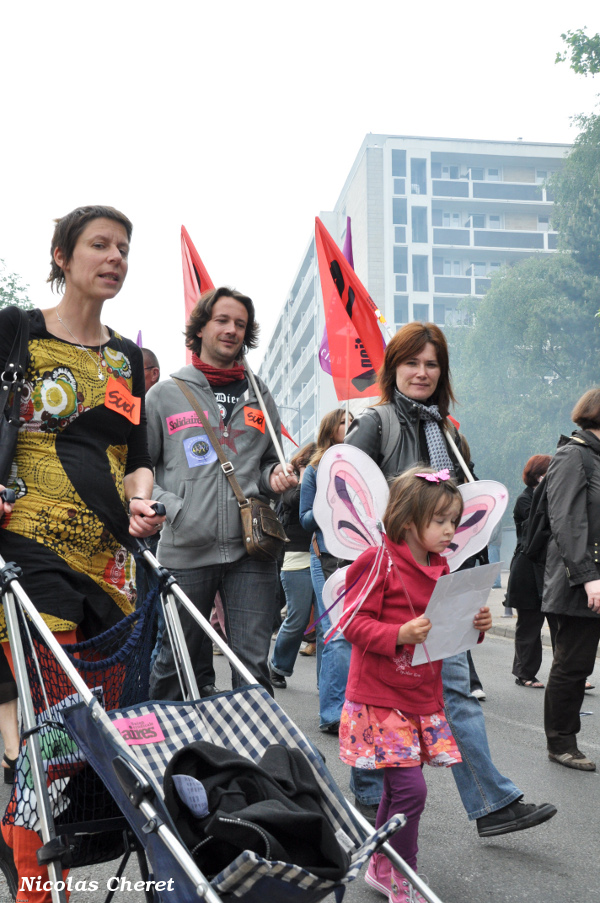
[0,546,445,903]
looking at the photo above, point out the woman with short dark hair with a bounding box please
[543,389,600,771]
[0,205,163,899]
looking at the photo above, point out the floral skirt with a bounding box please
[339,699,462,768]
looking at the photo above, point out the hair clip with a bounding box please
[416,468,451,483]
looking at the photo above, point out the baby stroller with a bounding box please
[0,542,446,903]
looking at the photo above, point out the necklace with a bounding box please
[55,307,106,381]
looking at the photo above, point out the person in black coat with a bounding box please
[507,455,552,688]
[269,442,316,689]
[542,389,600,771]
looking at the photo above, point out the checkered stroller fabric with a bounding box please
[61,686,405,903]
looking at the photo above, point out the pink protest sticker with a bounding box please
[112,713,165,745]
[166,410,208,435]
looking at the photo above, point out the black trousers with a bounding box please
[512,609,550,681]
[544,614,600,754]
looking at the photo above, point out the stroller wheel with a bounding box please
[0,829,17,900]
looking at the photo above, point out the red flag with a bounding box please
[281,424,298,447]
[315,217,385,400]
[181,225,215,321]
[181,226,215,364]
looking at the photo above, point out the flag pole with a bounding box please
[243,356,288,471]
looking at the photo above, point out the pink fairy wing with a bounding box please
[313,445,389,560]
[443,480,509,571]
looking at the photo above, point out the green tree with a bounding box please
[556,28,600,76]
[0,260,31,311]
[550,112,600,278]
[446,255,600,505]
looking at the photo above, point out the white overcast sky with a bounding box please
[1,1,599,377]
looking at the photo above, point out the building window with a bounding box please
[392,149,406,178]
[394,295,409,324]
[469,262,486,276]
[413,303,429,321]
[487,168,500,181]
[433,303,446,325]
[489,215,501,229]
[394,247,408,274]
[395,226,406,243]
[467,214,485,229]
[470,167,484,180]
[412,207,428,243]
[538,216,550,231]
[411,158,427,195]
[536,170,547,184]
[412,256,429,292]
[395,275,407,292]
[393,197,407,225]
[394,178,406,195]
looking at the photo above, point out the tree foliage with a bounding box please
[556,28,600,76]
[446,255,600,506]
[550,112,600,278]
[0,260,31,311]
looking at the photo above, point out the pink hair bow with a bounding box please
[416,468,451,483]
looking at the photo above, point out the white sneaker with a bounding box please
[471,688,486,701]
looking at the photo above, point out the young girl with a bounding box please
[339,466,492,903]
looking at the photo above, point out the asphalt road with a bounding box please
[0,630,598,903]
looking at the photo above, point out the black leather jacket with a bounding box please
[542,430,600,618]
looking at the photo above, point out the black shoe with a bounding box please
[269,666,287,689]
[199,684,220,698]
[477,799,557,837]
[354,797,379,827]
[0,828,18,900]
[318,721,340,735]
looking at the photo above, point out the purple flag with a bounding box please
[319,216,353,375]
[136,330,143,347]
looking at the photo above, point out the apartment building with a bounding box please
[259,134,569,450]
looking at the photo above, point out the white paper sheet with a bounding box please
[411,562,502,666]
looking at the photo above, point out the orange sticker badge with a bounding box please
[104,377,141,425]
[244,406,265,433]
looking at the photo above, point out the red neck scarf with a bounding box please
[192,354,246,386]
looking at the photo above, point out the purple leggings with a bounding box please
[375,766,427,871]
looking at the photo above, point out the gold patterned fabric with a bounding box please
[0,308,151,641]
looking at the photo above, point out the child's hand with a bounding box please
[398,617,432,646]
[473,606,492,633]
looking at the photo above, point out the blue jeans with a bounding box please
[149,557,279,700]
[310,549,351,728]
[349,763,385,806]
[488,542,502,588]
[442,651,522,819]
[270,568,315,677]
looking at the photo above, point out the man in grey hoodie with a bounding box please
[146,287,296,698]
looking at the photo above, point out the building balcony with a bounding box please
[432,227,556,251]
[298,374,316,408]
[431,179,552,203]
[433,275,493,296]
[290,338,317,385]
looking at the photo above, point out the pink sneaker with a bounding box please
[365,852,392,897]
[390,869,427,903]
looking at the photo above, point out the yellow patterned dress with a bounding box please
[0,307,151,641]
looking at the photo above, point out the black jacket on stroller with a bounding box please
[163,741,350,880]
